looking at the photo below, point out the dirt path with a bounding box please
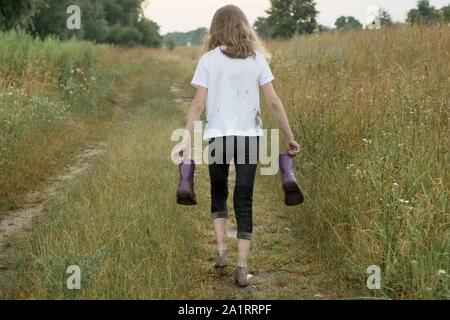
[170,84,344,299]
[0,79,344,299]
[199,172,342,299]
[0,71,149,253]
[0,145,106,250]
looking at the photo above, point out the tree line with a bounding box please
[254,0,450,39]
[164,28,207,49]
[0,0,162,47]
[1,0,449,48]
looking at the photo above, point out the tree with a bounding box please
[266,0,318,38]
[254,17,270,39]
[106,24,142,45]
[335,16,362,31]
[0,0,46,31]
[379,9,393,26]
[27,0,161,47]
[82,2,109,43]
[407,0,438,25]
[165,39,176,50]
[30,0,82,40]
[137,19,162,47]
[317,24,331,32]
[163,28,207,47]
[438,5,450,23]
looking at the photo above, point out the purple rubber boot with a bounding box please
[176,159,197,205]
[279,154,304,206]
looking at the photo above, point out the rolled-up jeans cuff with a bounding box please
[237,231,252,240]
[212,211,228,220]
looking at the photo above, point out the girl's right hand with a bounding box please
[171,141,189,165]
[286,138,301,157]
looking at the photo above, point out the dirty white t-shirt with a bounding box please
[191,46,275,140]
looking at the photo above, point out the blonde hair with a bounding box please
[203,5,271,61]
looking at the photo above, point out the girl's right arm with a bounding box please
[171,86,207,163]
[261,83,300,157]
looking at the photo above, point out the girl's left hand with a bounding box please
[286,139,301,157]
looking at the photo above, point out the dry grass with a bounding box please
[0,46,342,299]
[0,51,209,299]
[0,32,168,213]
[0,26,448,300]
[270,26,449,299]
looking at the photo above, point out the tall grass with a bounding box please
[0,31,164,212]
[272,26,449,299]
[0,54,210,299]
[0,30,95,90]
[0,26,448,300]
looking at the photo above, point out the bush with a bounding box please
[0,30,96,88]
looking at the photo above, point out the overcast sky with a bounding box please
[144,0,450,34]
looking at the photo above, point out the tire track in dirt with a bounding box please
[0,145,106,251]
[0,72,152,254]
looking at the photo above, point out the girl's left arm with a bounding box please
[261,83,300,156]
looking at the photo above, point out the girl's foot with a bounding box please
[235,266,249,287]
[214,250,228,268]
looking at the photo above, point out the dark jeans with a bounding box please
[208,136,259,240]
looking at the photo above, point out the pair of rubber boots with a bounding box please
[176,154,304,206]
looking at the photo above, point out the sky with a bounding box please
[143,0,450,35]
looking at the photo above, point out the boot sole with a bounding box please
[236,281,249,287]
[283,181,304,206]
[176,192,197,205]
[235,277,249,287]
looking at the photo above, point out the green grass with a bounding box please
[0,30,96,88]
[0,26,448,300]
[0,43,342,299]
[0,31,166,213]
[0,55,208,299]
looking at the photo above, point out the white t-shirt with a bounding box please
[191,46,275,140]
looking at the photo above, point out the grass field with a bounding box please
[0,26,448,299]
[0,31,168,213]
[272,26,449,299]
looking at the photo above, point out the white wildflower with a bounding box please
[392,182,399,192]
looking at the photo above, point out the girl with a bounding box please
[172,4,300,287]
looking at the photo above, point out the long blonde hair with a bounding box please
[203,5,271,61]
